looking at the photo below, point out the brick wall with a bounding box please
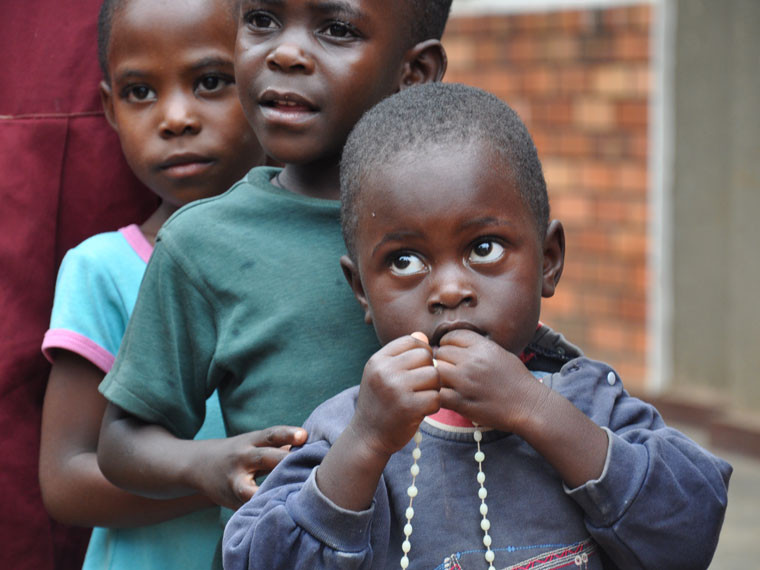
[442,5,652,389]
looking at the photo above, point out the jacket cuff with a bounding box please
[564,427,648,526]
[288,467,375,552]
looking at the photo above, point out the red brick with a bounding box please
[630,5,653,30]
[552,192,593,224]
[542,157,577,190]
[616,32,650,61]
[579,160,616,191]
[558,132,594,157]
[557,10,585,33]
[616,163,649,193]
[532,99,574,126]
[616,99,649,128]
[590,321,628,352]
[557,66,591,95]
[594,134,628,160]
[574,98,615,131]
[601,7,630,30]
[507,36,540,63]
[592,64,639,97]
[523,67,559,95]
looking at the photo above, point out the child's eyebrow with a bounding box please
[111,69,148,83]
[307,0,365,20]
[243,0,365,21]
[188,56,235,71]
[460,216,515,230]
[372,230,425,256]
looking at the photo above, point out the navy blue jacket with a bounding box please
[224,356,731,569]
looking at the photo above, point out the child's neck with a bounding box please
[277,160,340,201]
[140,201,176,246]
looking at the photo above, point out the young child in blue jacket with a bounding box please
[223,82,732,570]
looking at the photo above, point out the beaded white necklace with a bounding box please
[400,423,496,570]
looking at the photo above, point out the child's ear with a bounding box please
[340,255,373,325]
[541,220,565,298]
[99,80,118,131]
[399,39,447,89]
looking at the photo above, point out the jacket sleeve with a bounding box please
[556,358,732,569]
[223,394,391,570]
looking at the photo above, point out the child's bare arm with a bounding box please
[435,330,608,489]
[97,402,307,510]
[39,351,213,527]
[315,334,437,511]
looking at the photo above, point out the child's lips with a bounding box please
[159,154,214,178]
[430,322,487,347]
[258,89,318,124]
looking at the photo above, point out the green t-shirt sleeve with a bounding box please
[99,240,218,439]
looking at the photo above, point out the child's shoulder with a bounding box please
[164,167,275,228]
[61,224,147,269]
[302,386,360,444]
[154,167,278,250]
[546,356,666,432]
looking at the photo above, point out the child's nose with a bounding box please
[427,265,478,314]
[159,93,201,137]
[266,35,315,74]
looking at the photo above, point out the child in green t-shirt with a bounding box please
[96,0,453,516]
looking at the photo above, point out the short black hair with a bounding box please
[97,0,239,83]
[406,0,453,45]
[340,82,550,259]
[97,0,125,81]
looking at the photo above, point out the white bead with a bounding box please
[477,471,485,484]
[473,430,482,442]
[412,448,421,460]
[474,450,485,463]
[488,566,496,570]
[402,540,411,553]
[607,371,616,385]
[400,555,409,568]
[480,518,491,531]
[405,507,414,520]
[478,487,488,500]
[407,485,418,498]
[483,534,492,547]
[485,550,495,563]
[414,431,423,444]
[480,503,488,516]
[404,523,413,537]
[410,463,420,477]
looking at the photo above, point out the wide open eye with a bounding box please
[321,21,357,38]
[468,239,505,264]
[317,18,362,42]
[196,75,233,94]
[245,11,278,30]
[389,253,427,276]
[124,85,156,103]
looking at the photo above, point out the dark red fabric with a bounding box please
[0,3,157,568]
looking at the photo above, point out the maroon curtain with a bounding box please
[0,3,157,568]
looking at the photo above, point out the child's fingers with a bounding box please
[410,331,429,344]
[233,474,260,505]
[247,425,308,448]
[242,445,291,478]
[403,365,441,394]
[381,332,434,359]
[437,328,484,348]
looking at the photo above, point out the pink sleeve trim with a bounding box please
[119,224,153,264]
[42,329,115,373]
